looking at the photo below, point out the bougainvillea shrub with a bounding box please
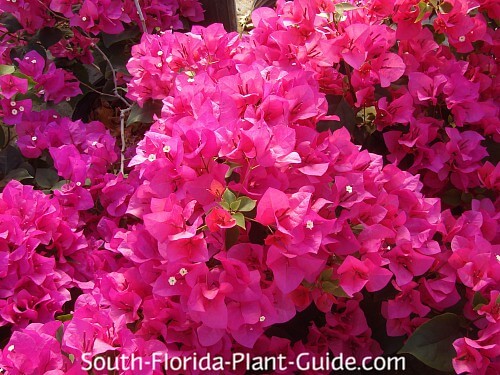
[0,0,498,374]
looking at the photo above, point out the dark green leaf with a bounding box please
[35,168,59,189]
[126,101,162,126]
[439,2,453,13]
[0,126,5,148]
[0,168,33,187]
[319,268,333,281]
[101,26,140,48]
[399,313,462,372]
[0,64,15,75]
[472,292,488,310]
[232,212,246,229]
[225,226,240,250]
[0,145,23,178]
[317,96,356,134]
[237,196,256,212]
[0,13,22,33]
[37,27,63,48]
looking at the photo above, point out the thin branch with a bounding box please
[79,81,120,99]
[133,0,148,34]
[89,41,130,107]
[119,108,131,175]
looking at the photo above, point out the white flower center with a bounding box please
[345,185,353,193]
[163,145,171,153]
[179,268,188,276]
[157,51,163,56]
[7,345,14,352]
[82,16,87,22]
[306,220,314,229]
[168,276,177,286]
[458,36,466,42]
[148,154,156,162]
[259,316,265,322]
[31,136,37,141]
[11,109,18,115]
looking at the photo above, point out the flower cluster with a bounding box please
[0,1,498,375]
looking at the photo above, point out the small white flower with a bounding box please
[157,51,164,56]
[458,36,466,42]
[306,220,314,229]
[76,182,82,186]
[7,345,14,352]
[10,101,16,107]
[163,145,171,153]
[179,268,188,276]
[31,136,37,141]
[259,316,265,322]
[345,185,353,193]
[12,0,16,3]
[168,276,177,286]
[92,141,98,146]
[52,115,58,119]
[148,154,156,162]
[11,109,18,115]
[65,97,71,102]
[31,59,37,64]
[82,16,87,22]
[496,254,500,262]
[156,62,163,68]
[18,106,24,112]
[187,77,195,83]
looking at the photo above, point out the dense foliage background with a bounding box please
[0,0,498,374]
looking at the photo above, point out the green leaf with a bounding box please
[222,188,237,204]
[319,268,333,282]
[232,212,246,229]
[237,196,256,212]
[126,101,162,126]
[0,168,33,187]
[229,199,241,211]
[321,280,349,297]
[415,1,432,23]
[35,168,59,189]
[55,325,64,344]
[335,3,358,13]
[56,313,73,322]
[37,27,63,48]
[472,292,488,310]
[399,313,462,372]
[0,64,15,76]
